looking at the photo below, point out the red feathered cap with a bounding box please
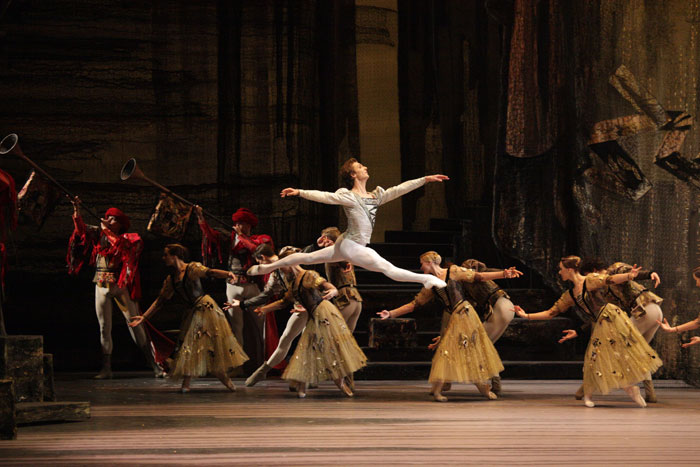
[104,207,130,232]
[231,208,258,228]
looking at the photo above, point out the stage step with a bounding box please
[16,401,91,425]
[384,230,458,244]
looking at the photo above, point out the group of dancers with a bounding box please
[68,157,699,406]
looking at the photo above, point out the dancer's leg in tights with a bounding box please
[250,238,446,288]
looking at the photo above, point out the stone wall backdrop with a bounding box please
[0,0,358,371]
[397,0,700,384]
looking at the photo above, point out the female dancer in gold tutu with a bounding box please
[656,266,700,348]
[514,255,662,408]
[129,244,248,393]
[378,251,522,402]
[254,248,367,398]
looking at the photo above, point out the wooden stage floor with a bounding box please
[2,375,700,465]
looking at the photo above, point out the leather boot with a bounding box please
[94,354,112,379]
[643,380,657,403]
[491,376,502,395]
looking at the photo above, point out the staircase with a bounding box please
[352,209,585,381]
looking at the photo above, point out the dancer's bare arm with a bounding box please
[475,267,523,281]
[514,293,572,321]
[378,301,415,319]
[657,317,700,334]
[129,296,165,327]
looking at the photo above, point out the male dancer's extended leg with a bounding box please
[337,239,446,288]
[249,245,339,275]
[245,312,309,386]
[249,239,446,288]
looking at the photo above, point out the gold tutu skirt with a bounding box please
[583,304,662,395]
[283,300,367,384]
[169,295,249,379]
[429,302,504,384]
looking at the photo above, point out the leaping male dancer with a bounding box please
[247,158,449,290]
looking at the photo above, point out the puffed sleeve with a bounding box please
[450,265,476,283]
[301,269,327,290]
[413,287,435,308]
[546,291,574,317]
[585,272,613,290]
[187,261,210,280]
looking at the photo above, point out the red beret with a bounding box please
[231,208,258,228]
[104,207,130,232]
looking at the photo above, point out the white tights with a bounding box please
[265,299,362,368]
[265,312,308,368]
[254,237,446,288]
[94,283,148,355]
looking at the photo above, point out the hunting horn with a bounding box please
[120,158,233,230]
[0,133,101,221]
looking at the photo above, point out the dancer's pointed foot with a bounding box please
[297,382,307,398]
[336,378,354,397]
[583,395,595,407]
[181,376,191,394]
[433,392,448,402]
[245,362,271,387]
[624,385,647,407]
[94,368,113,380]
[476,382,497,400]
[223,378,237,392]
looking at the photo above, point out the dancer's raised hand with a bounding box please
[626,264,642,280]
[377,310,391,320]
[558,329,578,343]
[427,335,441,350]
[651,272,661,288]
[504,267,524,278]
[223,299,240,310]
[280,188,299,197]
[71,196,81,216]
[682,336,700,348]
[322,287,338,300]
[129,315,145,328]
[513,305,528,319]
[425,174,449,183]
[193,205,204,222]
